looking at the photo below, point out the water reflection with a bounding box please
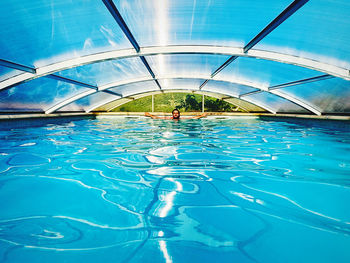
[158,178,183,218]
[1,117,350,262]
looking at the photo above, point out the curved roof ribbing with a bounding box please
[0,0,349,115]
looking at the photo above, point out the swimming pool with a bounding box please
[0,116,349,263]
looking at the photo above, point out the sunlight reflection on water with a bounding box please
[0,116,350,262]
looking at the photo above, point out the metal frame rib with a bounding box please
[0,59,36,74]
[43,75,98,114]
[45,74,98,89]
[269,74,334,90]
[1,46,348,93]
[102,0,161,90]
[102,90,123,97]
[46,76,270,114]
[240,74,334,97]
[103,98,134,113]
[269,89,322,115]
[238,74,333,115]
[45,90,96,114]
[44,75,320,114]
[102,0,140,51]
[243,0,309,52]
[199,0,310,90]
[92,90,251,113]
[88,89,272,114]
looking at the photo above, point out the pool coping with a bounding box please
[1,112,350,122]
[94,112,350,121]
[0,112,95,121]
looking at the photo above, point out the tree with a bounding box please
[177,94,201,111]
[205,97,232,112]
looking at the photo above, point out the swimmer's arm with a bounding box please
[191,112,208,119]
[144,112,170,119]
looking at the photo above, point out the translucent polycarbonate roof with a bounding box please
[0,0,350,115]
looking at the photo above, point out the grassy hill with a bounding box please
[112,93,242,112]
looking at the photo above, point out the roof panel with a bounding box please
[0,77,89,112]
[55,57,150,87]
[94,97,140,112]
[217,57,323,87]
[59,91,116,112]
[256,0,350,69]
[116,0,291,47]
[158,78,203,90]
[278,77,350,113]
[146,54,230,77]
[223,97,267,112]
[0,0,132,68]
[0,65,23,82]
[109,80,159,97]
[245,92,309,113]
[203,81,258,97]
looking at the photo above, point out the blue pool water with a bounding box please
[0,116,349,263]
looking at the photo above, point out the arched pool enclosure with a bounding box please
[1,2,350,262]
[0,0,349,117]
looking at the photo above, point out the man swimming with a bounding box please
[145,109,207,119]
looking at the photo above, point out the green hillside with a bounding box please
[112,93,242,112]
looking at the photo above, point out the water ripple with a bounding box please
[0,215,147,250]
[1,117,350,262]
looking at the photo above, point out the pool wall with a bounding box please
[0,113,95,129]
[1,112,350,130]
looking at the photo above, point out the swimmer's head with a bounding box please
[172,109,180,119]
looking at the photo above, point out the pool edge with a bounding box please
[1,112,350,122]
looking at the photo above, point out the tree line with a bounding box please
[113,93,241,112]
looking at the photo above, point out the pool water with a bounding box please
[0,116,349,263]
